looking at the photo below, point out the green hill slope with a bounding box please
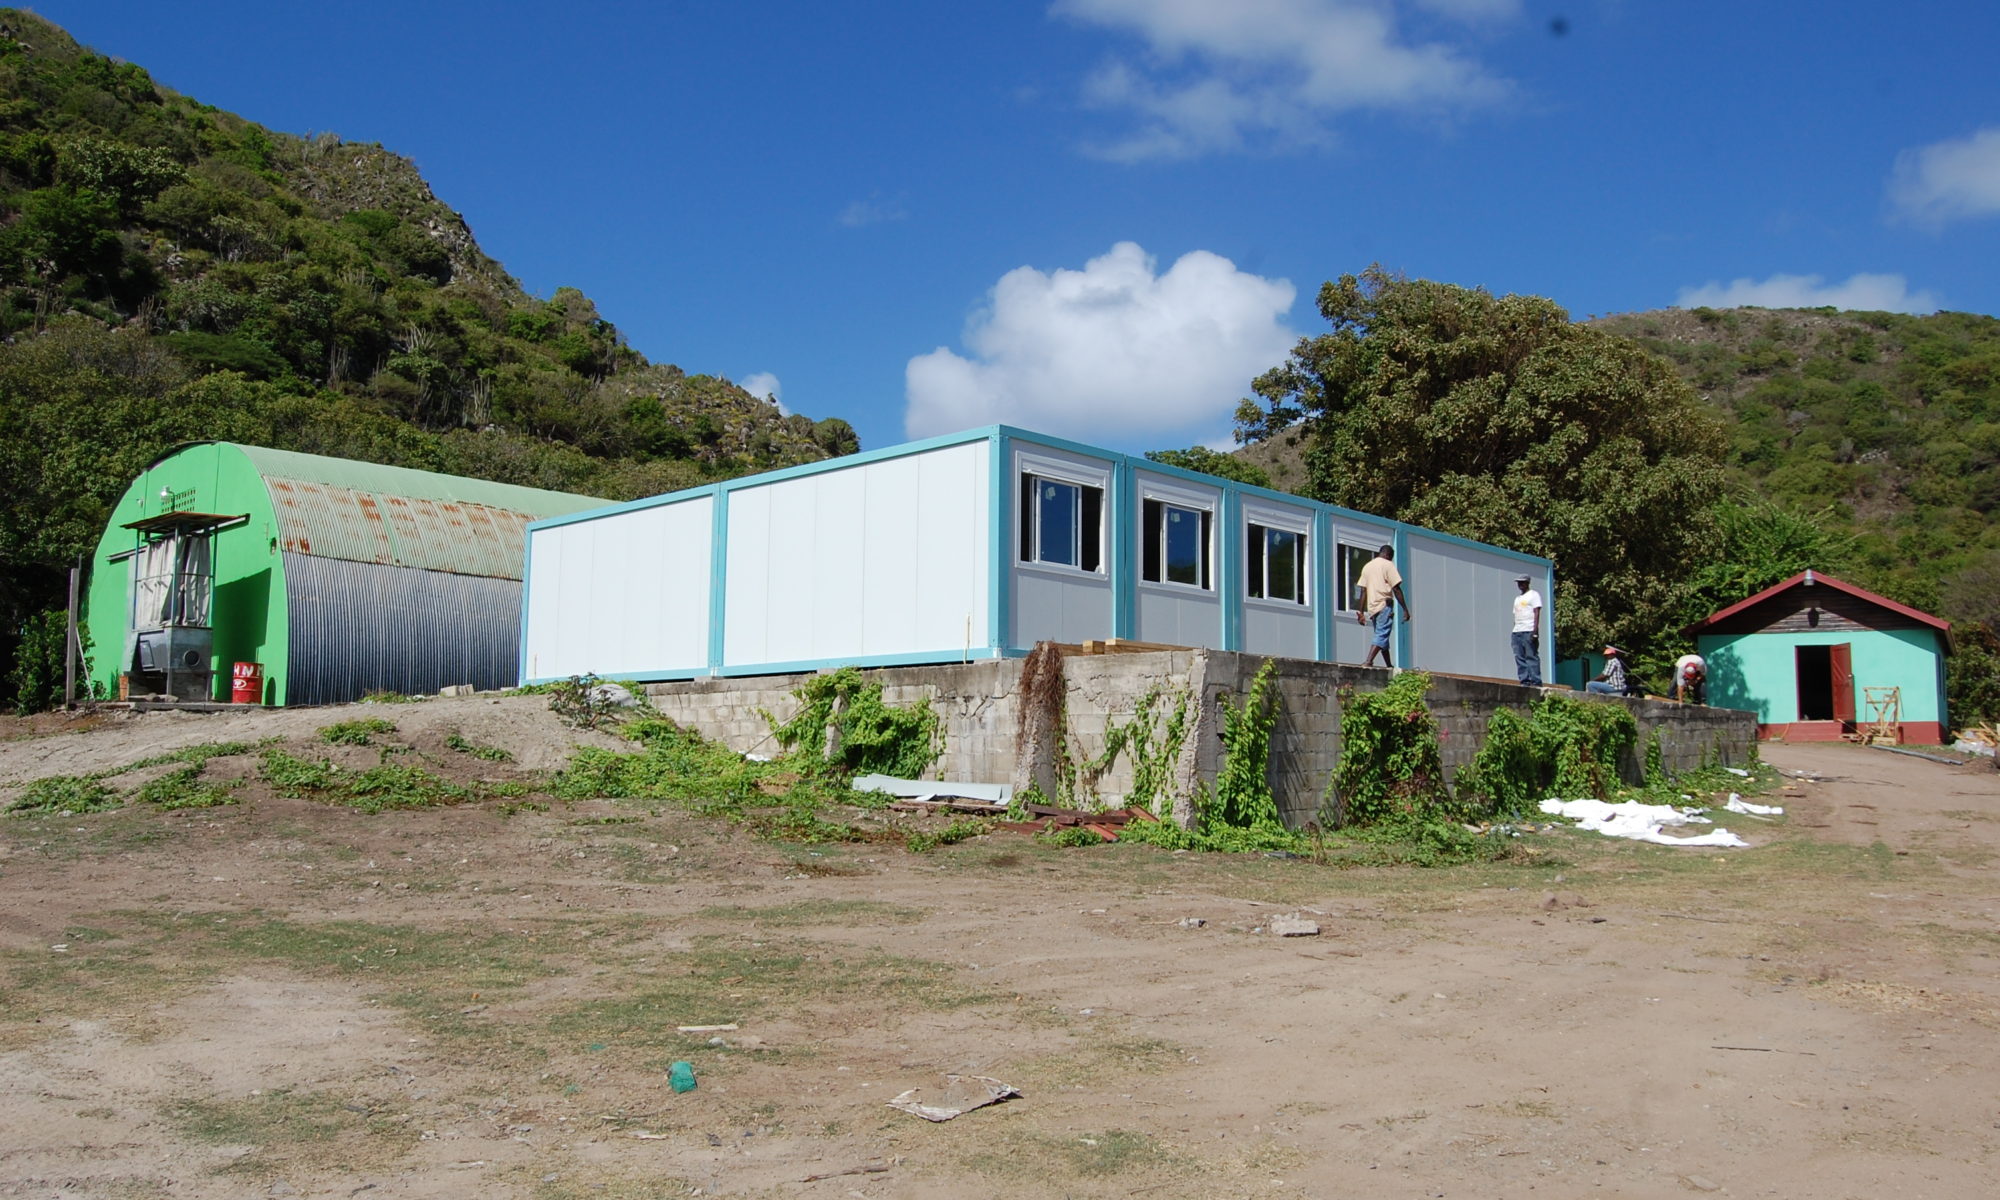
[0,10,856,706]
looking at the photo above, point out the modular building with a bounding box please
[85,442,606,705]
[520,426,1554,683]
[1687,569,1952,743]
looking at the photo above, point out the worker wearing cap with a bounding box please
[1585,645,1630,696]
[1510,574,1543,687]
[1673,652,1706,704]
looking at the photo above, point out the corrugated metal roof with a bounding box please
[230,443,606,580]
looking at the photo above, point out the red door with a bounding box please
[1829,642,1855,725]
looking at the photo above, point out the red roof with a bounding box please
[1683,570,1951,636]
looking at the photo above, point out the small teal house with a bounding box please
[1686,570,1951,743]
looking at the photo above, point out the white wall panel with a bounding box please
[522,496,711,680]
[724,443,989,668]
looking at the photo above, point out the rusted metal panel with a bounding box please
[263,477,551,579]
[282,552,524,705]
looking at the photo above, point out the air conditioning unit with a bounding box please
[136,627,213,673]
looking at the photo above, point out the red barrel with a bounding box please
[230,662,264,705]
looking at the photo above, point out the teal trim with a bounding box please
[1219,487,1243,651]
[1393,527,1412,667]
[718,647,1011,677]
[1111,457,1136,639]
[516,533,535,686]
[1314,509,1335,661]
[706,486,730,676]
[989,431,1009,650]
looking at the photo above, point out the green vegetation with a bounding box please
[0,10,849,708]
[1237,266,1726,658]
[443,729,513,761]
[1458,695,1638,815]
[7,773,117,814]
[258,748,471,812]
[769,667,941,778]
[134,765,238,809]
[1143,445,1271,488]
[547,673,627,731]
[1125,659,1296,852]
[1592,306,2000,721]
[318,716,395,745]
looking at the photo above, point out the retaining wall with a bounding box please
[642,650,1757,828]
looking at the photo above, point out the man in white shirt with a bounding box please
[1510,574,1543,686]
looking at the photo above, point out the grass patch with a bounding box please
[693,899,924,926]
[259,749,472,812]
[545,934,997,1056]
[8,774,119,815]
[134,767,239,810]
[166,1086,406,1174]
[444,730,513,762]
[318,717,396,746]
[103,741,262,778]
[552,716,888,844]
[968,1128,1188,1181]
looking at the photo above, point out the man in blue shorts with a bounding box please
[1356,544,1412,669]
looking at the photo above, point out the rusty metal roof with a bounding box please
[233,444,607,579]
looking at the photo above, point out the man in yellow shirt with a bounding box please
[1355,544,1412,669]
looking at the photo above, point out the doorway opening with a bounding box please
[1794,642,1853,723]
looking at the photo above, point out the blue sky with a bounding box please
[34,0,2000,454]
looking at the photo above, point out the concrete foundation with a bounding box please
[642,650,1758,828]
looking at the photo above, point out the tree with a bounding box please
[1143,446,1271,488]
[1237,267,1726,656]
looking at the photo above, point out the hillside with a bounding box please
[1236,305,2000,627]
[1590,306,2000,620]
[0,10,855,704]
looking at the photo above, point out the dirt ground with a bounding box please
[1,698,1997,1199]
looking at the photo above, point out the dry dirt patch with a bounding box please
[2,709,1998,1198]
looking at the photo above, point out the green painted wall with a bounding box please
[1697,627,1946,725]
[84,444,288,702]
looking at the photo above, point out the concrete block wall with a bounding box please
[642,650,1758,829]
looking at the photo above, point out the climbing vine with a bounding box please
[768,667,941,779]
[1124,659,1299,852]
[1069,684,1191,814]
[1456,693,1638,815]
[1327,671,1459,828]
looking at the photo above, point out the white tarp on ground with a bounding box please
[851,775,1013,804]
[1724,792,1783,816]
[1539,798,1749,848]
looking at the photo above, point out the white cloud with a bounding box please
[1889,127,2000,227]
[903,241,1297,446]
[740,372,789,415]
[1675,273,1939,315]
[837,193,910,228]
[1052,0,1513,160]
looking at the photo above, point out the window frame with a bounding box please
[1244,502,1313,608]
[1016,450,1109,576]
[1247,522,1308,606]
[1336,538,1389,614]
[1137,476,1217,593]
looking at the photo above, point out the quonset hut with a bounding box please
[85,442,606,705]
[519,426,1554,683]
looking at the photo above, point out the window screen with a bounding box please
[1142,499,1210,588]
[1248,524,1306,604]
[1021,473,1102,571]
